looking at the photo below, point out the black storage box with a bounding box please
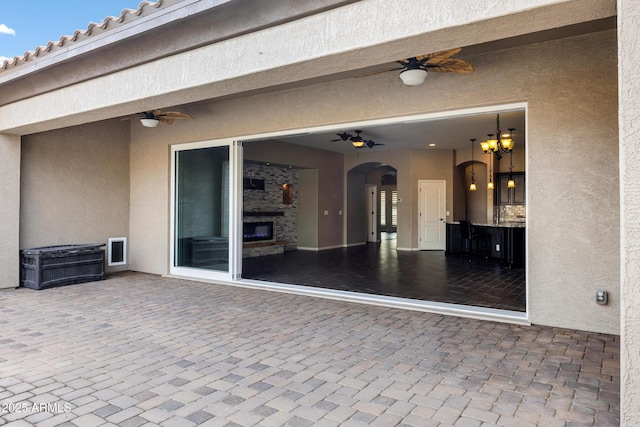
[20,244,106,290]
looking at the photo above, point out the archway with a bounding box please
[346,162,398,246]
[457,160,489,223]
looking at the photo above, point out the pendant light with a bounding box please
[469,138,477,191]
[487,150,495,190]
[507,150,516,188]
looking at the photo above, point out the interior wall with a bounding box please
[462,163,489,223]
[344,150,413,249]
[243,141,344,249]
[297,169,318,249]
[346,172,366,245]
[408,149,457,249]
[20,120,130,273]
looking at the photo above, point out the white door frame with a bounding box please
[166,103,528,325]
[365,184,377,242]
[419,180,447,250]
[169,138,243,282]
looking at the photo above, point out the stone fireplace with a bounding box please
[242,162,298,258]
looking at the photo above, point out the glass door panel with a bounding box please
[175,146,230,272]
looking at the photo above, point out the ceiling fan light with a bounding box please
[352,140,365,148]
[399,68,427,86]
[140,118,160,128]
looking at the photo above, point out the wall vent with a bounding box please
[108,237,127,266]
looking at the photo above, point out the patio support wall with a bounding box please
[0,134,20,289]
[619,0,640,423]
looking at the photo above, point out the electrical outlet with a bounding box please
[596,290,608,305]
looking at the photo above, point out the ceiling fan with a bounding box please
[361,48,474,86]
[124,109,193,127]
[331,130,384,149]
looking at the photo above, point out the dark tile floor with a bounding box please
[242,233,526,312]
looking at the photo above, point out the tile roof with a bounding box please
[0,0,164,73]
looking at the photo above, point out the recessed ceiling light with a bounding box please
[428,143,436,147]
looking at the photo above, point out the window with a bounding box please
[380,190,387,226]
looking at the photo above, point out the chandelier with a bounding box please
[480,114,515,160]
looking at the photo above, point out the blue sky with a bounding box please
[0,0,143,61]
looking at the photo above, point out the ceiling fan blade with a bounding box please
[365,140,385,148]
[331,132,352,142]
[417,48,462,63]
[159,117,174,125]
[426,59,474,73]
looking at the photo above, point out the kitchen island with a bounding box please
[446,222,525,268]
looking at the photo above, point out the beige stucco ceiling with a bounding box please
[0,0,615,136]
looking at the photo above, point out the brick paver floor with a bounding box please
[0,272,619,426]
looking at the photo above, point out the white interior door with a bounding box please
[419,180,446,250]
[366,185,377,242]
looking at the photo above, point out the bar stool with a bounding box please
[459,220,490,261]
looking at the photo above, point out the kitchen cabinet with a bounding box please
[496,172,525,205]
[446,223,525,268]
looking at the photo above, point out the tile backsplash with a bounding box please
[499,204,526,222]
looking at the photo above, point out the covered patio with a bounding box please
[0,273,619,426]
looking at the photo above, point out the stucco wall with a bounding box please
[127,29,618,333]
[618,0,640,422]
[0,134,20,289]
[525,32,619,333]
[20,120,130,273]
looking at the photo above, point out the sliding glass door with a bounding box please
[171,140,242,280]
